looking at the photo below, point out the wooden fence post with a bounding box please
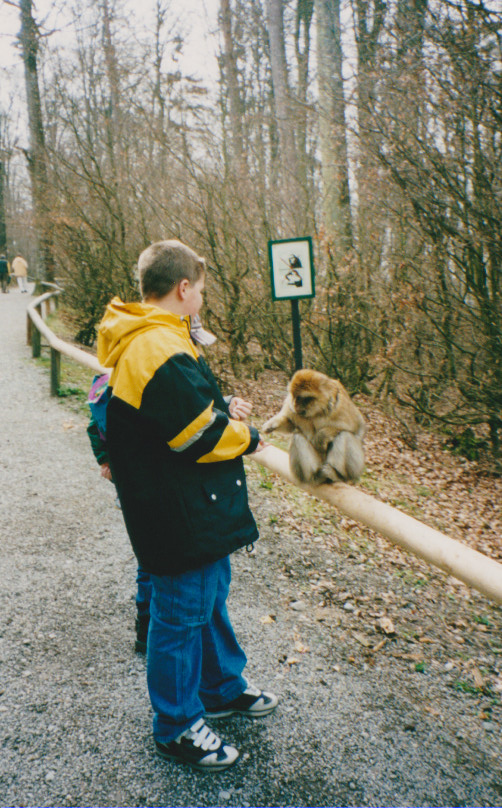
[50,348,61,396]
[32,312,41,358]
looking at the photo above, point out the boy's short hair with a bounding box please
[138,240,205,300]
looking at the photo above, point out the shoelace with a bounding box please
[187,718,221,752]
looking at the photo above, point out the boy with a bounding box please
[97,240,277,771]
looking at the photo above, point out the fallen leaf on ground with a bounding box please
[378,617,396,635]
[396,653,423,662]
[353,632,372,648]
[289,601,307,611]
[423,705,441,717]
[472,667,485,688]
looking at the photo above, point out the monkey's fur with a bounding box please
[262,369,366,484]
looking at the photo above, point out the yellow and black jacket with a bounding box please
[97,297,260,574]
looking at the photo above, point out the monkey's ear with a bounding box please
[326,394,335,413]
[328,387,340,411]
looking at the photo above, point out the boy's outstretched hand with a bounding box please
[251,437,269,453]
[229,397,253,421]
[227,397,268,451]
[100,462,113,481]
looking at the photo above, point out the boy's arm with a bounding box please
[140,354,260,463]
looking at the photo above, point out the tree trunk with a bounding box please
[294,0,314,222]
[101,0,127,253]
[395,0,428,139]
[219,0,246,168]
[353,0,386,252]
[316,0,353,254]
[19,0,55,282]
[354,0,386,146]
[0,158,6,253]
[265,0,303,230]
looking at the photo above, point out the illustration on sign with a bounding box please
[284,255,303,287]
[268,237,315,301]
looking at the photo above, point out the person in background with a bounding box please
[11,254,29,293]
[0,255,9,293]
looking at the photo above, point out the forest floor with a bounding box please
[1,287,501,808]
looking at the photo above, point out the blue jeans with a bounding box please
[148,556,247,742]
[136,566,152,618]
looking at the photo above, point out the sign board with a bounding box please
[268,237,315,301]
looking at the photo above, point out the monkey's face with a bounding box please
[289,370,335,420]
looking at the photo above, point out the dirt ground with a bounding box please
[1,287,501,808]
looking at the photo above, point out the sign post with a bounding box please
[268,237,315,370]
[290,299,303,370]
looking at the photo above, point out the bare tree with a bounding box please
[265,0,305,230]
[219,0,246,167]
[0,119,6,253]
[18,0,55,281]
[369,0,502,457]
[316,0,352,253]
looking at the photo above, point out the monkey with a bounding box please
[262,369,366,485]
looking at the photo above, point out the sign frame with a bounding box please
[268,236,315,302]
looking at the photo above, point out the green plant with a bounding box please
[57,385,86,399]
[258,468,273,490]
[416,486,433,497]
[473,614,492,628]
[445,428,489,462]
[452,680,480,696]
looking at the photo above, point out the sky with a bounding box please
[0,0,220,108]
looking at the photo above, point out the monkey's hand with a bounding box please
[261,415,279,434]
[313,427,336,455]
[323,431,365,483]
[262,413,293,434]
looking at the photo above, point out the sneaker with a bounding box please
[205,683,279,719]
[155,718,239,771]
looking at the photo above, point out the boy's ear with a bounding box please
[178,278,190,298]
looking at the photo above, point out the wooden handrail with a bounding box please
[26,287,108,395]
[253,445,502,606]
[25,286,502,607]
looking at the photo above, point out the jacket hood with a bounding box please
[97,296,190,369]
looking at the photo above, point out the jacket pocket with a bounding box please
[184,471,250,539]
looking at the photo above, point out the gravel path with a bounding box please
[1,287,501,808]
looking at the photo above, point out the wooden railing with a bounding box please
[24,284,502,606]
[254,446,502,606]
[26,283,106,395]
